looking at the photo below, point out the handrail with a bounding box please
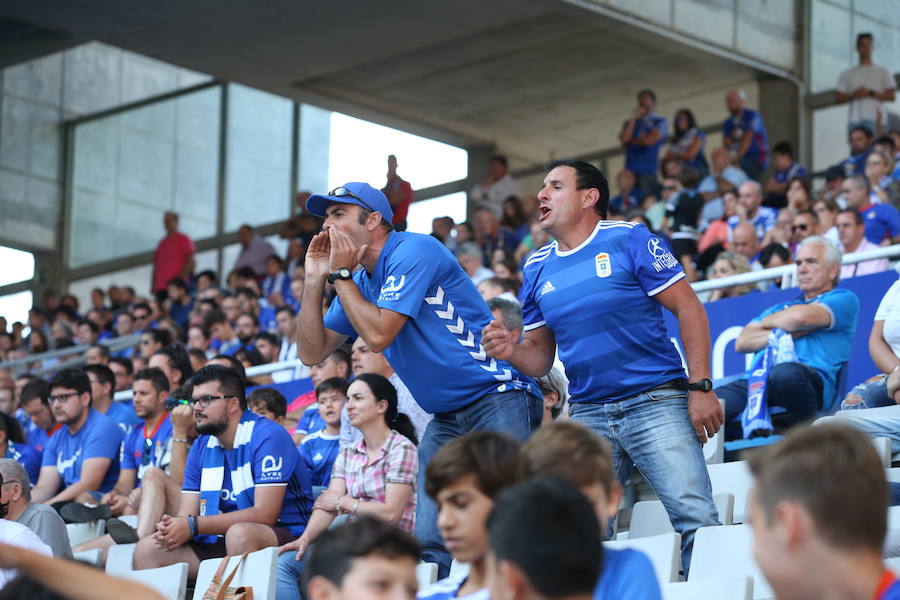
[691,244,900,293]
[0,333,141,370]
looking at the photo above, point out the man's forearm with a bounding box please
[47,480,101,505]
[196,505,279,535]
[296,276,328,364]
[507,339,555,378]
[676,296,712,380]
[169,443,189,487]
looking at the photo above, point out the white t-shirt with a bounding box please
[837,64,896,124]
[875,278,900,359]
[0,518,52,588]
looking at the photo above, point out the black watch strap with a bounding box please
[327,268,353,284]
[687,378,713,392]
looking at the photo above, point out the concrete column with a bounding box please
[757,77,802,164]
[464,144,495,222]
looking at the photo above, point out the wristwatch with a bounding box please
[327,267,353,284]
[687,378,713,392]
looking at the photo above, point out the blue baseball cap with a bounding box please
[306,182,394,224]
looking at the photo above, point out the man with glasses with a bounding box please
[31,369,124,507]
[842,174,900,245]
[20,379,60,455]
[0,458,71,557]
[133,364,313,579]
[790,210,819,249]
[297,182,541,576]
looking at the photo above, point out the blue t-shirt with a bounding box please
[259,306,277,332]
[622,114,668,175]
[14,409,30,441]
[299,430,340,488]
[183,412,313,536]
[841,151,869,177]
[750,288,859,410]
[104,401,142,435]
[861,204,900,245]
[881,578,900,599]
[324,232,538,413]
[121,414,174,483]
[727,206,778,242]
[723,108,768,165]
[521,221,686,404]
[772,162,808,184]
[26,423,59,454]
[293,404,326,436]
[7,441,41,485]
[610,193,641,214]
[594,548,662,600]
[41,409,124,493]
[418,574,488,600]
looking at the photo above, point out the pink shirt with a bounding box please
[331,430,418,533]
[840,238,890,279]
[153,232,195,292]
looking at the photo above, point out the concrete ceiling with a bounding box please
[0,0,760,167]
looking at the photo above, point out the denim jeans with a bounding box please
[569,386,719,574]
[276,551,306,600]
[829,411,900,454]
[842,374,891,410]
[415,388,542,577]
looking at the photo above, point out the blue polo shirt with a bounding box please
[749,288,859,410]
[41,409,124,493]
[723,108,768,166]
[121,414,173,483]
[772,162,808,184]
[841,151,869,176]
[622,114,668,175]
[521,220,686,403]
[104,401,141,435]
[324,232,538,413]
[298,430,340,488]
[7,442,41,485]
[861,203,900,245]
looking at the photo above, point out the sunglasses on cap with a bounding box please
[329,187,375,213]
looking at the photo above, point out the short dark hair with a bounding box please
[248,388,287,418]
[236,312,259,327]
[48,369,91,397]
[316,377,349,399]
[21,378,50,406]
[749,423,887,551]
[425,431,521,500]
[772,141,794,158]
[153,344,194,385]
[857,32,873,47]
[876,135,896,152]
[302,516,420,595]
[275,305,296,318]
[87,342,109,359]
[759,243,791,268]
[79,320,99,335]
[0,413,25,445]
[488,477,602,597]
[678,166,701,190]
[208,354,247,385]
[186,364,247,410]
[204,309,228,329]
[142,329,172,347]
[234,346,266,366]
[234,287,257,301]
[256,331,278,347]
[197,269,218,284]
[83,364,115,392]
[545,159,610,218]
[490,154,508,168]
[166,278,189,292]
[327,348,352,377]
[109,357,134,375]
[133,367,170,394]
[837,208,865,225]
[850,125,874,140]
[795,208,818,223]
[132,302,151,316]
[637,88,656,101]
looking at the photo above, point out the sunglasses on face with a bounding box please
[792,224,810,232]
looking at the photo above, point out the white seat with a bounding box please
[689,525,774,600]
[628,493,734,540]
[707,461,753,523]
[885,556,900,572]
[73,548,102,566]
[873,437,893,468]
[662,575,753,600]
[604,532,681,584]
[416,562,438,588]
[449,559,469,578]
[118,562,188,600]
[194,547,278,600]
[105,543,137,575]
[888,467,900,483]
[703,400,726,464]
[66,520,105,547]
[118,514,139,529]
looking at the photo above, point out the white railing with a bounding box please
[691,243,900,294]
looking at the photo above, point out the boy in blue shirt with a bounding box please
[133,365,314,579]
[31,369,124,506]
[298,378,346,497]
[521,422,662,600]
[418,432,521,600]
[248,387,288,426]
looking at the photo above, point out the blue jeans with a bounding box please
[842,375,891,410]
[569,386,719,575]
[415,389,542,577]
[276,551,306,600]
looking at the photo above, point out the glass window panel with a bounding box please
[0,247,34,286]
[406,192,467,234]
[0,291,33,326]
[68,263,154,308]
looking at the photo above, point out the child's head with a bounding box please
[316,377,349,430]
[520,421,620,529]
[772,141,794,171]
[247,387,287,424]
[425,431,521,564]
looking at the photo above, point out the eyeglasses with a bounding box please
[328,187,375,213]
[792,224,810,232]
[188,395,236,408]
[48,392,80,405]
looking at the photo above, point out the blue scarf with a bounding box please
[740,329,796,439]
[196,411,258,543]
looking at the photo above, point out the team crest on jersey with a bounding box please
[595,252,612,278]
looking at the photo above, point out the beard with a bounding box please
[196,416,228,437]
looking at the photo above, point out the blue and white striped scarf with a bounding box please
[740,329,795,439]
[197,411,257,543]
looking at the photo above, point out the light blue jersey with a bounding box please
[298,430,340,488]
[418,574,488,600]
[325,232,537,413]
[41,409,124,493]
[521,221,686,403]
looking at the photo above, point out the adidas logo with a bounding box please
[540,281,556,296]
[313,452,324,462]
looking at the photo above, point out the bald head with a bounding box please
[732,222,760,260]
[726,89,746,114]
[711,147,732,172]
[739,181,763,217]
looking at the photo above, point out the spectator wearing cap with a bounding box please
[383,155,413,231]
[470,155,521,219]
[723,89,769,181]
[233,224,277,276]
[619,89,668,197]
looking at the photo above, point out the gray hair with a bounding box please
[798,235,843,286]
[457,242,484,260]
[0,458,30,501]
[847,174,871,195]
[536,367,568,419]
[486,297,523,333]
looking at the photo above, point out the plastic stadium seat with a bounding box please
[118,563,188,600]
[688,525,774,600]
[66,521,105,547]
[885,556,900,572]
[662,575,753,600]
[195,547,278,600]
[707,461,753,523]
[73,548,102,566]
[703,399,726,464]
[627,493,735,540]
[105,543,137,575]
[604,532,681,584]
[416,562,438,588]
[872,437,893,468]
[118,514,139,529]
[888,467,900,483]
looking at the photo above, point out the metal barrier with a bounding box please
[0,333,141,375]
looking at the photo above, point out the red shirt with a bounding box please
[383,177,413,224]
[153,232,195,292]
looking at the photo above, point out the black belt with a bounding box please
[645,378,688,394]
